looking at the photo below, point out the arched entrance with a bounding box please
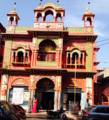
[36,78,55,110]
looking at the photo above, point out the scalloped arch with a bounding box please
[36,77,55,87]
[10,77,29,88]
[38,38,58,50]
[43,8,55,16]
[63,79,84,92]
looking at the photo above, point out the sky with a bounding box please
[0,0,109,68]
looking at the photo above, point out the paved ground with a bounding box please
[26,111,82,120]
[26,118,82,120]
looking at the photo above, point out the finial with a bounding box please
[57,0,60,7]
[49,0,51,3]
[86,2,90,11]
[39,0,42,6]
[13,3,16,11]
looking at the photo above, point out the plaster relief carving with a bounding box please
[30,76,35,87]
[3,75,8,84]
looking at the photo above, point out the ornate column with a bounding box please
[28,75,36,113]
[58,91,61,110]
[54,91,58,111]
[57,51,60,68]
[59,51,62,68]
[82,53,84,65]
[1,74,8,100]
[78,53,80,64]
[57,76,62,110]
[31,51,34,67]
[86,78,93,105]
[58,37,63,68]
[32,36,37,67]
[70,53,72,64]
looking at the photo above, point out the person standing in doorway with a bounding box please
[32,99,38,113]
[85,99,90,109]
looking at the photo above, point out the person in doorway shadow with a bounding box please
[32,99,38,113]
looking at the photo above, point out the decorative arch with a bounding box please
[13,44,30,50]
[72,49,80,55]
[36,76,55,87]
[17,48,25,52]
[38,39,57,50]
[56,12,62,21]
[63,79,84,92]
[103,87,109,100]
[43,8,55,17]
[36,77,55,88]
[39,39,56,52]
[9,77,29,89]
[37,12,42,21]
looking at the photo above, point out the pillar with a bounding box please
[57,51,60,68]
[86,78,93,105]
[28,91,31,113]
[59,51,62,68]
[58,91,61,110]
[61,92,64,108]
[70,53,72,64]
[54,91,58,111]
[1,74,8,100]
[81,93,86,111]
[28,90,35,113]
[31,51,34,67]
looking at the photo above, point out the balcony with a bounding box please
[36,61,57,67]
[12,56,30,66]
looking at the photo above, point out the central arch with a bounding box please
[36,78,55,110]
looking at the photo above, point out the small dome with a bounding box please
[56,6,63,10]
[44,2,55,9]
[10,11,17,14]
[85,11,92,15]
[37,6,43,10]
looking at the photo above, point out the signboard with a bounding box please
[23,92,29,100]
[12,88,24,104]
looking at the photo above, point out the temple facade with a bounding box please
[1,1,99,111]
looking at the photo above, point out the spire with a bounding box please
[39,0,42,6]
[86,2,90,11]
[49,0,51,3]
[57,0,60,7]
[13,2,16,11]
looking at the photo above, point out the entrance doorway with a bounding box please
[36,78,55,110]
[66,93,81,110]
[42,92,54,109]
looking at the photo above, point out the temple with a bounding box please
[1,1,99,111]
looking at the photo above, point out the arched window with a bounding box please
[17,51,23,62]
[44,10,54,22]
[38,40,56,62]
[13,52,16,62]
[80,54,83,64]
[87,17,91,26]
[72,52,79,64]
[68,53,70,64]
[37,13,42,22]
[56,13,62,22]
[10,17,14,25]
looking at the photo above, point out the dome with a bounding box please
[10,11,17,14]
[56,6,63,10]
[37,6,43,10]
[85,11,92,15]
[44,2,55,9]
